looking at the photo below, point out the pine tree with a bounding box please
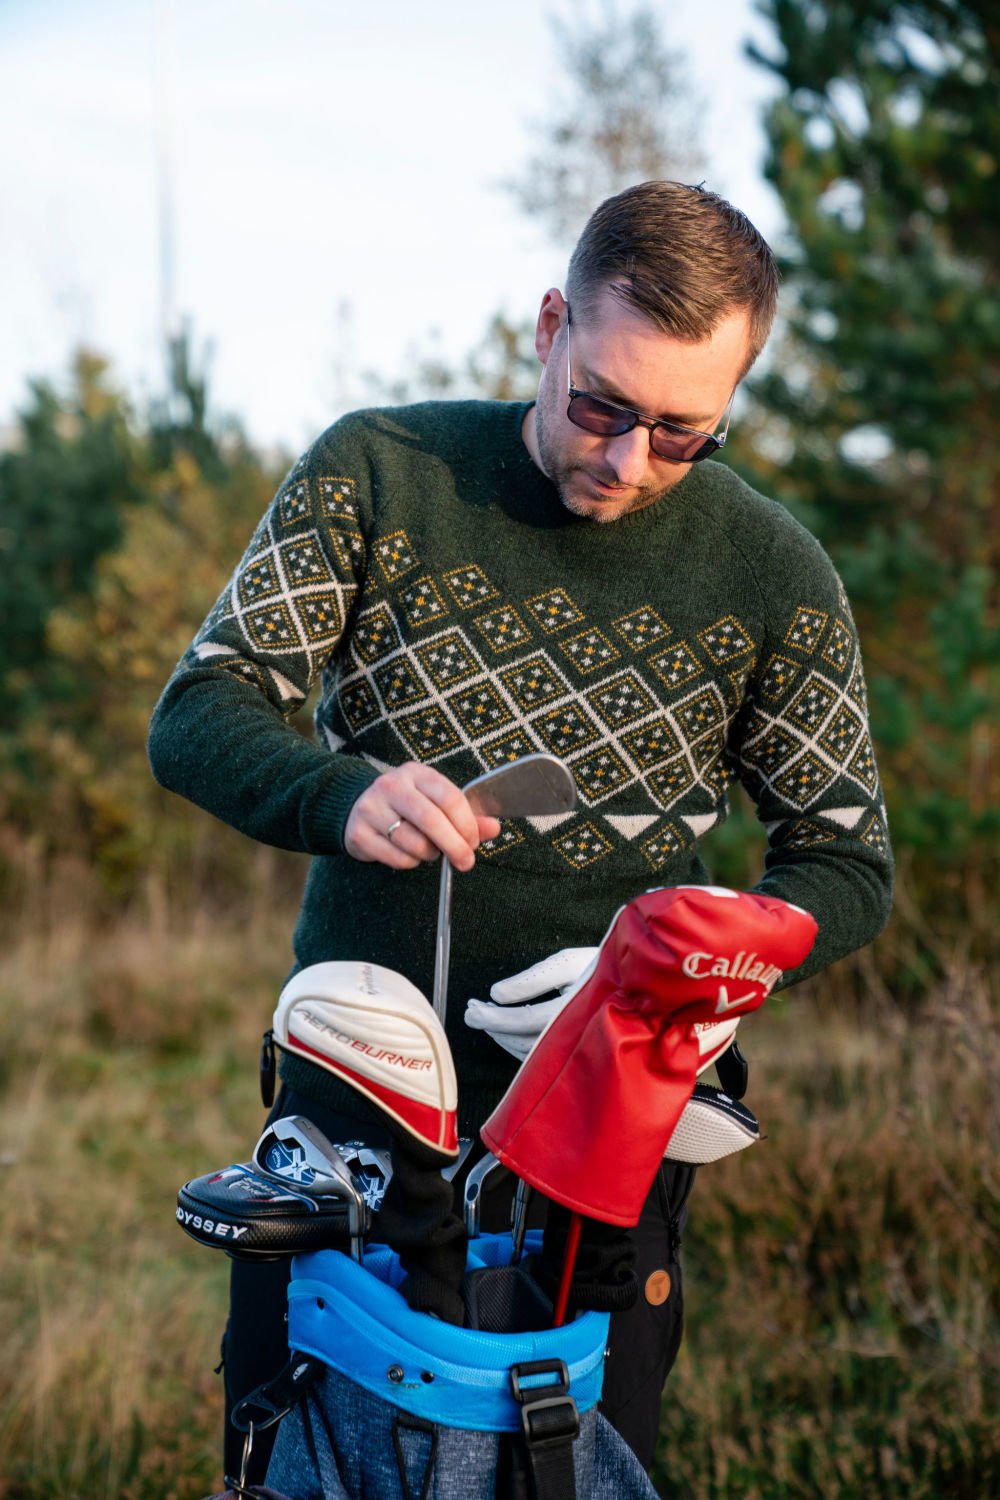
[744,0,999,971]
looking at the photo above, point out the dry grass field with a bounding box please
[0,878,996,1498]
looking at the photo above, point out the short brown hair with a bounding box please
[566,181,779,378]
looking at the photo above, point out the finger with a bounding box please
[490,948,599,1004]
[391,781,484,871]
[464,998,563,1036]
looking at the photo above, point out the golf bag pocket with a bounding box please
[263,1236,658,1499]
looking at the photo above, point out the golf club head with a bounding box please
[463,1151,507,1238]
[464,753,577,820]
[433,755,576,1022]
[254,1116,368,1258]
[334,1140,394,1213]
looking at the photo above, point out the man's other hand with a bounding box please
[344,762,501,870]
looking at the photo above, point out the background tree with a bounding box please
[742,0,999,979]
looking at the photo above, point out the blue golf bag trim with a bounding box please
[287,1233,610,1432]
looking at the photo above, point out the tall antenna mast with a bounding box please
[152,0,178,412]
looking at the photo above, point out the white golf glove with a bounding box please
[465,947,743,1072]
[464,947,599,1062]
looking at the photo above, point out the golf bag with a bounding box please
[249,1235,658,1500]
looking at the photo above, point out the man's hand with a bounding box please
[344,762,501,871]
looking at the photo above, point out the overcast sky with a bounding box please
[0,0,782,450]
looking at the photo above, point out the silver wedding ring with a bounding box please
[385,819,403,842]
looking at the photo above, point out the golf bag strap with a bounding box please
[225,1354,324,1497]
[509,1359,580,1500]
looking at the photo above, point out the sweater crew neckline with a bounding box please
[500,400,702,534]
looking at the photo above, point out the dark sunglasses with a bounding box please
[565,307,735,464]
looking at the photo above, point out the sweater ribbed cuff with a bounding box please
[302,758,382,853]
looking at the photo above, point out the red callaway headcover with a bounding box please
[480,886,817,1225]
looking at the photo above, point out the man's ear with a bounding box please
[534,288,568,365]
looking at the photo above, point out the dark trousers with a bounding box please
[221,1087,696,1484]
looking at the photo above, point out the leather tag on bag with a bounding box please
[644,1269,672,1306]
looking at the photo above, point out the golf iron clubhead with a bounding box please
[253,1116,368,1261]
[463,1152,508,1239]
[432,754,576,1023]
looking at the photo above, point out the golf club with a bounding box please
[253,1116,368,1262]
[463,1151,508,1238]
[432,754,576,1023]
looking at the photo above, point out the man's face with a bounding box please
[522,285,751,523]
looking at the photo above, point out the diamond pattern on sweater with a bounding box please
[444,566,499,609]
[552,821,614,868]
[475,606,532,654]
[613,606,670,650]
[499,654,568,711]
[786,674,838,733]
[238,556,282,608]
[819,704,865,764]
[640,822,689,870]
[647,758,696,809]
[535,702,602,756]
[351,603,401,665]
[399,576,449,628]
[478,824,528,858]
[394,704,461,757]
[376,532,420,582]
[524,588,585,633]
[772,752,837,808]
[759,654,799,701]
[373,657,427,711]
[847,736,879,793]
[785,606,828,653]
[561,629,620,674]
[822,618,853,672]
[329,530,365,576]
[621,716,681,771]
[675,685,727,740]
[481,730,542,768]
[780,819,838,849]
[698,615,755,664]
[279,477,312,527]
[317,475,359,524]
[415,630,484,689]
[586,670,658,730]
[860,812,889,853]
[573,746,632,803]
[339,677,382,734]
[649,641,700,690]
[445,682,514,738]
[242,601,299,652]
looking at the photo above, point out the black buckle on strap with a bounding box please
[510,1359,580,1449]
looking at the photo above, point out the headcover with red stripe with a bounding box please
[273,961,459,1159]
[480,886,817,1224]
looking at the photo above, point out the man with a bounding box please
[149,181,892,1480]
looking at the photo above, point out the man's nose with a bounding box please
[605,426,651,487]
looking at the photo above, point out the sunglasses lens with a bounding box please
[567,394,634,437]
[649,428,719,463]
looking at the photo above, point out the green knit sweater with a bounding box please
[149,400,892,1130]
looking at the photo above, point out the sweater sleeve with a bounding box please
[147,427,380,854]
[730,534,893,986]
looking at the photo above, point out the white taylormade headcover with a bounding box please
[273,961,459,1158]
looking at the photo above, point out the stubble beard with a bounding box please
[533,405,681,524]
